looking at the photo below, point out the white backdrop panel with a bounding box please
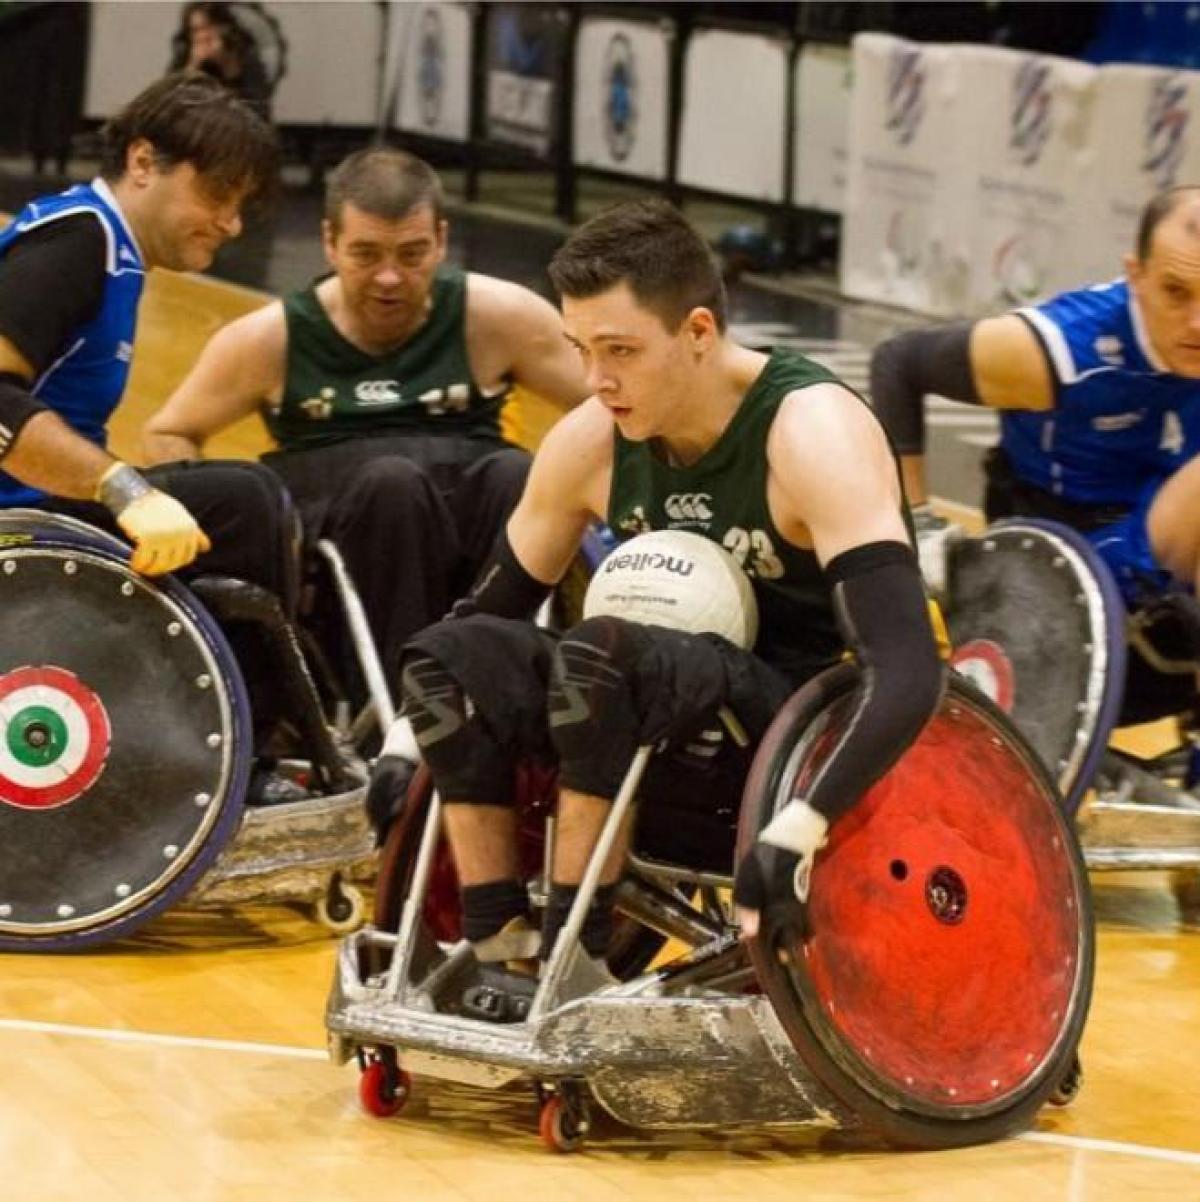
[573,16,670,179]
[270,1,381,126]
[840,34,970,315]
[793,41,851,214]
[85,2,180,119]
[677,28,788,202]
[957,46,1098,312]
[1077,65,1200,283]
[387,2,472,142]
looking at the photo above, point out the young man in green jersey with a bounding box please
[391,198,944,1012]
[142,147,588,712]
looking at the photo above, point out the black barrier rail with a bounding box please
[377,2,872,271]
[0,0,89,176]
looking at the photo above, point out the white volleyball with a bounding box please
[583,529,759,649]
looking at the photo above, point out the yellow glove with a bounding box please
[96,463,211,576]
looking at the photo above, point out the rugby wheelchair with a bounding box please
[326,653,1093,1150]
[0,508,391,951]
[943,518,1200,881]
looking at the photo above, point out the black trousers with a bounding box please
[35,458,299,608]
[263,434,531,710]
[34,459,302,748]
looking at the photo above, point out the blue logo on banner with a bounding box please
[1010,58,1053,167]
[1143,73,1190,190]
[885,47,925,146]
[418,7,446,128]
[604,33,637,162]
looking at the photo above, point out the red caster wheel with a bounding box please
[539,1092,589,1153]
[359,1056,411,1118]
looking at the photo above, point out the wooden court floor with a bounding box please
[3,272,1200,1201]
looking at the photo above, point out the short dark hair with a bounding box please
[1136,185,1200,261]
[100,72,278,207]
[547,198,727,333]
[324,147,446,234]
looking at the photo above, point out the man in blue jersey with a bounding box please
[871,186,1200,716]
[0,71,288,592]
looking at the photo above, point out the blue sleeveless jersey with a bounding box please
[1002,279,1200,506]
[0,179,145,506]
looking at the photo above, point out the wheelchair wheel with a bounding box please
[0,512,251,950]
[738,663,1094,1149]
[372,760,668,979]
[945,519,1126,813]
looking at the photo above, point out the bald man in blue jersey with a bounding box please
[871,186,1200,717]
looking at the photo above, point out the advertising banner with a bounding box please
[677,28,790,202]
[388,2,472,143]
[1076,65,1200,282]
[793,41,852,214]
[485,4,569,158]
[573,16,671,179]
[840,34,969,315]
[957,46,1098,312]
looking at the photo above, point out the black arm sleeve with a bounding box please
[0,215,107,375]
[449,526,553,621]
[804,541,945,822]
[0,371,48,461]
[868,322,981,455]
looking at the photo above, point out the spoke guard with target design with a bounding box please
[0,513,251,949]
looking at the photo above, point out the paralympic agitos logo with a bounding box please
[1143,73,1189,191]
[884,46,925,146]
[1010,57,1053,167]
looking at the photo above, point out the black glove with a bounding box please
[365,753,418,846]
[733,799,828,936]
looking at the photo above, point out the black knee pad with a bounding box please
[400,651,516,805]
[549,617,641,799]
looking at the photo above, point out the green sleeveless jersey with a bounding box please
[608,348,868,685]
[268,267,509,450]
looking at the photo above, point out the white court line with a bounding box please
[1018,1130,1200,1169]
[2,1018,1200,1168]
[0,1017,325,1061]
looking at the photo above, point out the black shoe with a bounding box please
[246,765,310,807]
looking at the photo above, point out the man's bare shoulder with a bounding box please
[773,380,881,455]
[537,396,613,461]
[209,298,287,361]
[465,272,557,327]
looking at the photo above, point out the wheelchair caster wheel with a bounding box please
[539,1091,589,1153]
[1047,1053,1083,1108]
[316,877,365,934]
[1171,870,1200,923]
[359,1054,411,1118]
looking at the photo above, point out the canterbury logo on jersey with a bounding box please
[664,493,713,522]
[355,380,402,406]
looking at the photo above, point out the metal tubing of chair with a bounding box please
[386,790,444,1001]
[529,744,654,1020]
[314,539,397,730]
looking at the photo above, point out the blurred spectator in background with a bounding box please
[169,2,273,118]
